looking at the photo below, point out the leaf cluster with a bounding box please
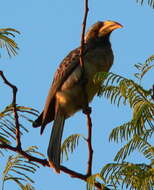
[0,105,42,190]
[101,162,154,190]
[0,105,39,152]
[2,146,44,190]
[96,56,154,189]
[0,28,20,57]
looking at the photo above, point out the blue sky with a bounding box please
[0,0,154,189]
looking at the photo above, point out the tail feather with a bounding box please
[32,112,49,135]
[32,106,55,134]
[47,108,65,173]
[32,112,43,128]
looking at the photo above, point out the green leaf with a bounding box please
[0,28,20,57]
[61,134,85,161]
[0,105,39,155]
[23,184,35,190]
[114,135,154,162]
[0,134,11,144]
[134,55,154,81]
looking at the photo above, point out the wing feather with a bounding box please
[42,47,81,124]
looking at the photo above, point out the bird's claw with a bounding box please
[82,106,92,114]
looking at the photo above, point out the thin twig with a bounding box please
[0,71,21,149]
[80,0,89,69]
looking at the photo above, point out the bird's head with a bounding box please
[85,20,123,43]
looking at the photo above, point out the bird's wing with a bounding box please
[42,47,83,125]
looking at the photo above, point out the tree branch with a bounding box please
[0,71,21,149]
[79,0,89,110]
[86,113,93,176]
[80,0,89,69]
[0,143,110,190]
[79,0,94,177]
[0,143,48,166]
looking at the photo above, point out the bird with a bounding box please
[33,20,123,173]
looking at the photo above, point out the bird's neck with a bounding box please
[86,34,111,49]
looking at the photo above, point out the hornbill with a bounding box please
[33,20,123,173]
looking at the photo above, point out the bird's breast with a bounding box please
[56,46,113,117]
[56,84,84,117]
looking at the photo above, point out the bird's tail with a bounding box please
[33,112,43,128]
[47,108,65,173]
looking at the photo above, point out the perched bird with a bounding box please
[33,20,122,173]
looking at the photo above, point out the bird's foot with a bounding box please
[82,106,92,115]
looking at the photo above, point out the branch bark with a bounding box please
[0,71,21,149]
[80,0,89,69]
[86,113,93,176]
[0,143,110,190]
[79,0,93,177]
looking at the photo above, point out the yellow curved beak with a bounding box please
[99,20,123,35]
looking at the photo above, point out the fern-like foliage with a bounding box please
[95,72,152,107]
[0,105,39,154]
[0,28,20,57]
[94,56,154,137]
[61,134,85,162]
[134,55,154,81]
[109,119,154,144]
[136,0,154,8]
[2,146,44,190]
[98,56,154,189]
[114,135,154,162]
[101,162,154,190]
